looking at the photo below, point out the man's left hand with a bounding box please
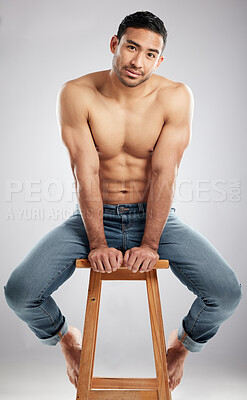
[123,245,159,273]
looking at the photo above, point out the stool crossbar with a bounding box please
[75,259,172,400]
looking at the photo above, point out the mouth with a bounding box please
[125,68,142,78]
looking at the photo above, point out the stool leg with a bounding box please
[76,269,102,400]
[146,270,172,400]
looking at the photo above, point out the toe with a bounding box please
[173,377,182,390]
[169,378,174,391]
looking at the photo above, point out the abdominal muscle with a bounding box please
[99,156,153,205]
[100,180,150,204]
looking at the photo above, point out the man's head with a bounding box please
[117,11,167,54]
[110,11,167,87]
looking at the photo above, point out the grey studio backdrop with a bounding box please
[1,1,246,399]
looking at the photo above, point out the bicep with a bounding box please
[57,83,99,180]
[151,84,194,178]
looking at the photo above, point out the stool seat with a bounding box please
[75,259,172,400]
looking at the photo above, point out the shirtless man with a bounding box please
[4,11,242,393]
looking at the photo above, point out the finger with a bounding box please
[109,254,117,272]
[123,250,130,265]
[96,259,106,273]
[126,253,138,270]
[117,251,123,268]
[110,253,122,271]
[90,260,99,272]
[132,257,146,273]
[146,258,158,272]
[102,256,113,273]
[139,258,151,273]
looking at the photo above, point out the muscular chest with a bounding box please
[88,96,165,160]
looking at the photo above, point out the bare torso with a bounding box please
[69,69,180,204]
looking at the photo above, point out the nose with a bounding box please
[130,52,143,69]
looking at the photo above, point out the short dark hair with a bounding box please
[116,11,168,54]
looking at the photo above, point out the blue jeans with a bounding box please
[4,202,242,352]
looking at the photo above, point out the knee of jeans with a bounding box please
[231,281,242,309]
[217,277,242,314]
[4,271,30,312]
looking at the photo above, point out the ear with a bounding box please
[110,35,119,54]
[154,55,165,71]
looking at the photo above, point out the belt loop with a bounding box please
[117,205,124,215]
[138,203,144,212]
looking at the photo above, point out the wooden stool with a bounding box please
[76,259,172,400]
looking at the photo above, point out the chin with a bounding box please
[119,73,148,88]
[121,78,143,88]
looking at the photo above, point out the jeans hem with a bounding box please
[39,318,69,346]
[177,322,206,352]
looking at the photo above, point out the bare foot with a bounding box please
[60,326,82,388]
[166,329,189,391]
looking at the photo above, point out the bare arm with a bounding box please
[57,82,123,273]
[141,83,194,251]
[57,82,108,250]
[123,83,194,273]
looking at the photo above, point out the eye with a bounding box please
[148,53,155,58]
[127,45,136,51]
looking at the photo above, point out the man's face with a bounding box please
[111,27,164,88]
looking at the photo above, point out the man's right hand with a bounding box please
[88,246,123,273]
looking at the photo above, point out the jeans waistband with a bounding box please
[75,202,147,215]
[103,202,147,215]
[75,203,176,215]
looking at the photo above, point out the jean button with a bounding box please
[119,206,125,213]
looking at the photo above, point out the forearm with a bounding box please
[141,172,176,251]
[76,174,107,250]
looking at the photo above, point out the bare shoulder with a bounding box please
[154,73,193,101]
[60,70,107,94]
[57,71,108,118]
[154,74,194,121]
